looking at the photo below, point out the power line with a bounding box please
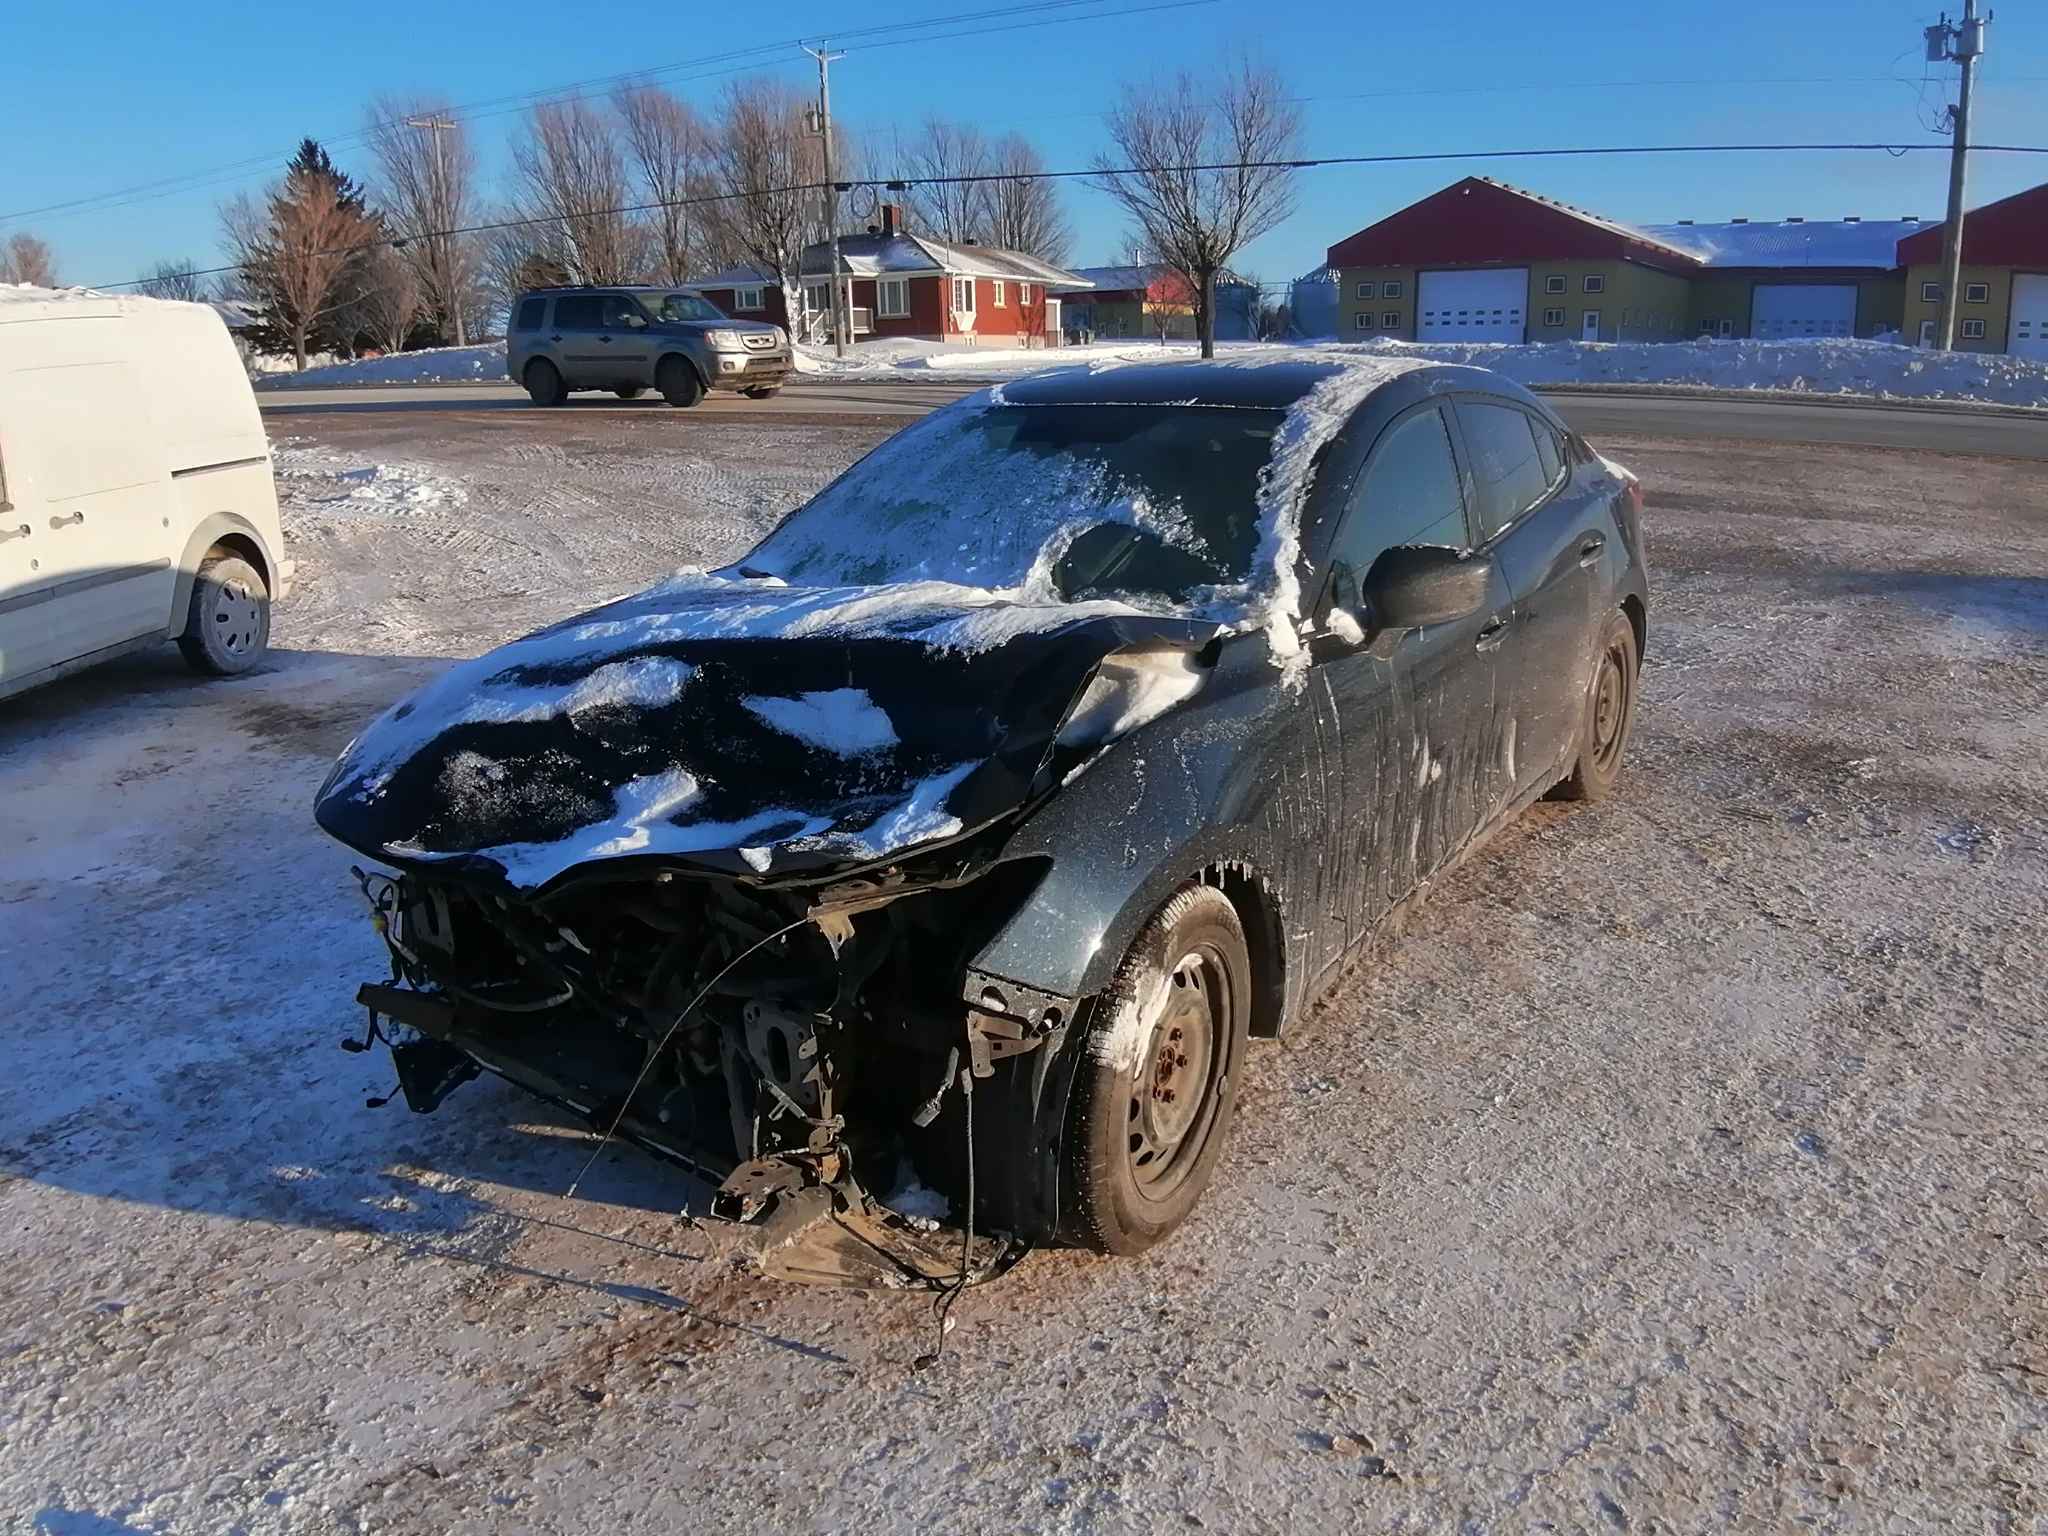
[0,0,1205,230]
[87,138,2048,294]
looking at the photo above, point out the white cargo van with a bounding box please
[0,285,287,701]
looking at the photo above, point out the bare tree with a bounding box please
[337,241,422,354]
[983,134,1069,262]
[0,232,59,287]
[475,217,569,326]
[702,77,825,324]
[509,97,650,285]
[138,259,207,302]
[901,116,991,246]
[365,95,480,345]
[221,145,379,369]
[1092,58,1302,358]
[615,85,709,283]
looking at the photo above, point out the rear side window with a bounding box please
[1459,399,1551,538]
[1531,415,1564,484]
[1328,405,1471,580]
[554,295,603,329]
[513,297,547,332]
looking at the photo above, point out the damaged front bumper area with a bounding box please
[346,852,1071,1289]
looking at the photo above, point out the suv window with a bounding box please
[554,295,603,329]
[513,297,547,332]
[1458,399,1551,538]
[1531,414,1564,485]
[602,294,645,327]
[1327,405,1470,588]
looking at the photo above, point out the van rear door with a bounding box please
[0,359,173,688]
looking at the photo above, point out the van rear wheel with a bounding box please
[178,551,270,676]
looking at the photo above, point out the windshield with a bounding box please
[638,292,728,324]
[739,401,1285,609]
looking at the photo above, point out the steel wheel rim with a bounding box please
[1590,639,1630,771]
[210,578,263,656]
[1125,944,1230,1199]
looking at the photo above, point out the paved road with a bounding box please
[259,375,2048,457]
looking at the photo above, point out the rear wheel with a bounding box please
[1556,609,1639,802]
[1061,884,1250,1254]
[657,356,703,408]
[523,359,566,407]
[612,385,646,400]
[177,551,270,676]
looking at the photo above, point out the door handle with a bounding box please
[548,333,563,342]
[0,522,29,543]
[597,335,613,344]
[1578,534,1606,568]
[1475,615,1512,653]
[50,511,84,530]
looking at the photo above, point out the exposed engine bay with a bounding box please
[348,849,1073,1291]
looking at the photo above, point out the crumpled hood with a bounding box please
[315,572,1216,890]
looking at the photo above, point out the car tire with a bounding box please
[1061,883,1251,1255]
[177,551,270,676]
[1555,609,1639,802]
[657,356,703,408]
[523,359,566,407]
[613,386,646,400]
[743,385,782,399]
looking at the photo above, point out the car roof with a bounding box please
[1000,359,1355,410]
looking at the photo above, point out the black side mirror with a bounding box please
[1362,545,1495,630]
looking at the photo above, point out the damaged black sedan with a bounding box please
[315,357,1648,1284]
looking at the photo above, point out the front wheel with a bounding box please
[1061,884,1251,1255]
[656,356,703,408]
[1555,609,1640,802]
[177,551,270,676]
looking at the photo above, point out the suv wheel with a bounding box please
[657,356,703,408]
[523,359,566,407]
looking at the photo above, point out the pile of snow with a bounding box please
[271,442,468,511]
[258,343,505,389]
[797,334,2048,409]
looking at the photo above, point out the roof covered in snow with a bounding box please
[675,265,779,292]
[1638,218,1929,270]
[798,232,1089,287]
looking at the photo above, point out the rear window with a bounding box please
[513,297,547,332]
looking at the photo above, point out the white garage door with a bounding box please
[1751,283,1858,339]
[2009,274,2048,361]
[1417,269,1526,343]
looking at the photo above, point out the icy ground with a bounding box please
[4,410,2046,1532]
[260,333,2048,409]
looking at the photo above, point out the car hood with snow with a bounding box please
[313,573,1219,889]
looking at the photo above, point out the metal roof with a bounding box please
[1636,218,1927,269]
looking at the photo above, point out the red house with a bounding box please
[682,204,1090,347]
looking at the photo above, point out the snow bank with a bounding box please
[272,443,468,511]
[259,343,506,388]
[800,335,2048,409]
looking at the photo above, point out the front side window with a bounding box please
[1458,399,1552,538]
[878,278,909,317]
[735,285,765,310]
[553,295,602,329]
[1326,406,1472,598]
[513,297,547,332]
[742,403,1285,611]
[639,292,726,323]
[602,294,645,328]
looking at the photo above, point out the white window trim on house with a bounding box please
[1382,280,1403,298]
[1019,282,1032,304]
[1544,307,1566,326]
[993,280,1007,307]
[877,278,910,318]
[1381,310,1399,328]
[1964,282,1990,303]
[1919,318,1937,345]
[1921,281,1942,302]
[1583,274,1606,294]
[951,276,976,313]
[1354,312,1371,330]
[1961,317,1987,339]
[1545,274,1568,294]
[735,285,765,311]
[1356,280,1376,300]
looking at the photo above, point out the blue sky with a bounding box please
[4,0,2045,294]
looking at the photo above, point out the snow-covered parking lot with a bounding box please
[5,407,2046,1532]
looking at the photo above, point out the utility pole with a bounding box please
[1925,1,1988,351]
[403,114,465,348]
[802,44,849,359]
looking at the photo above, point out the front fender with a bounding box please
[967,637,1334,1026]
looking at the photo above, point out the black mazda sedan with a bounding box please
[316,357,1647,1283]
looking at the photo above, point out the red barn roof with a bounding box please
[1326,177,1704,274]
[1895,181,2048,266]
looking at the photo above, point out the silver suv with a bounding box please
[507,287,793,407]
